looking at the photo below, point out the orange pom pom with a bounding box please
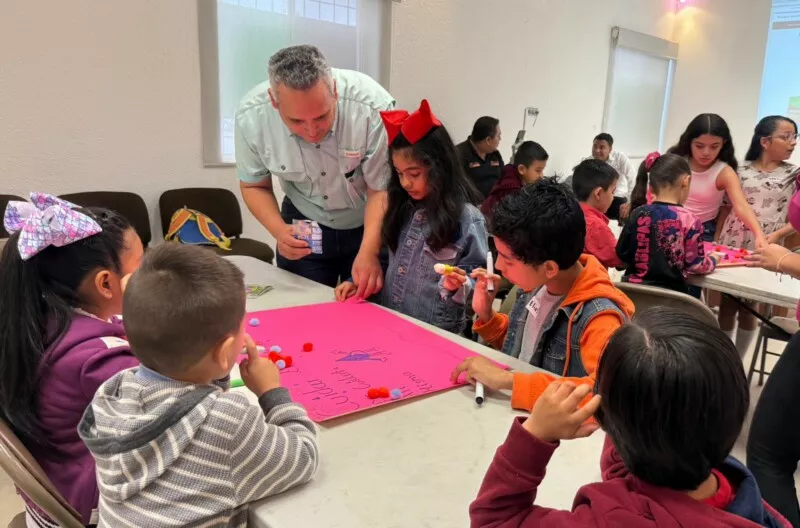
[367,388,380,399]
[378,387,390,398]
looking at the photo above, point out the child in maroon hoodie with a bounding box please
[470,307,790,528]
[0,193,144,526]
[481,141,548,219]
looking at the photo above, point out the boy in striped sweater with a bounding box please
[78,244,319,527]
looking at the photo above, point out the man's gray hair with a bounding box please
[268,45,333,95]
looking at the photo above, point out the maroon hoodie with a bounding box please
[470,417,790,528]
[28,313,139,524]
[481,165,524,219]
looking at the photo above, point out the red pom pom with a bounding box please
[367,388,380,399]
[283,356,293,368]
[378,387,390,398]
[268,352,281,362]
[303,342,313,352]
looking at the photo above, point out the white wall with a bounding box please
[0,0,265,243]
[390,0,777,174]
[0,0,778,249]
[667,0,772,160]
[389,0,677,176]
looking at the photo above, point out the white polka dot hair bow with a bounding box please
[3,192,103,261]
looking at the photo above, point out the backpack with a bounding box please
[165,207,230,250]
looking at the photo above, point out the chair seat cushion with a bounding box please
[207,238,274,264]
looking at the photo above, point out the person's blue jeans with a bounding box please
[276,197,364,287]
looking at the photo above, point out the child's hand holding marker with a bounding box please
[470,268,502,323]
[433,263,468,292]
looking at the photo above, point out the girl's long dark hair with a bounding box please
[745,115,798,161]
[0,207,131,451]
[668,113,738,172]
[629,154,691,212]
[382,126,482,252]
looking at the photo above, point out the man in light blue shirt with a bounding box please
[236,45,395,296]
[587,132,635,220]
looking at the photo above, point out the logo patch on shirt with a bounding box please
[490,161,500,167]
[99,336,129,349]
[469,162,481,168]
[343,150,362,158]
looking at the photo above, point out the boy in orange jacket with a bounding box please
[451,179,634,411]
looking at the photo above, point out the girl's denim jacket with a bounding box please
[377,204,488,334]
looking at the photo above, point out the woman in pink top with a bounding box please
[668,114,767,248]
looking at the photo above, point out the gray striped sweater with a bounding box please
[78,369,319,527]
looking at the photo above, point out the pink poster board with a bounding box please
[703,242,751,268]
[241,301,488,423]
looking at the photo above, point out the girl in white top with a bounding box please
[668,113,768,248]
[717,116,799,355]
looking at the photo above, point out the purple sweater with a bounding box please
[31,314,138,524]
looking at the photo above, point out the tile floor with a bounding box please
[0,334,796,526]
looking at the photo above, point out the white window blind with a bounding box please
[198,0,392,165]
[602,27,678,158]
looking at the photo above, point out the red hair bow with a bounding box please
[380,99,442,145]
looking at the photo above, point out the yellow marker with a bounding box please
[434,263,458,275]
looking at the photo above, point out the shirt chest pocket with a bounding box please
[267,154,313,194]
[340,149,367,206]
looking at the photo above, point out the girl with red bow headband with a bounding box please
[335,100,489,335]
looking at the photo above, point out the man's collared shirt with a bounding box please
[235,68,395,229]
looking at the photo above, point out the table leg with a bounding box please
[722,294,792,339]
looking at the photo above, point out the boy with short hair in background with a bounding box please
[572,158,624,269]
[481,141,549,219]
[79,244,319,527]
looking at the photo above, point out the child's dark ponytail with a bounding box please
[0,205,131,451]
[629,160,651,214]
[628,153,690,212]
